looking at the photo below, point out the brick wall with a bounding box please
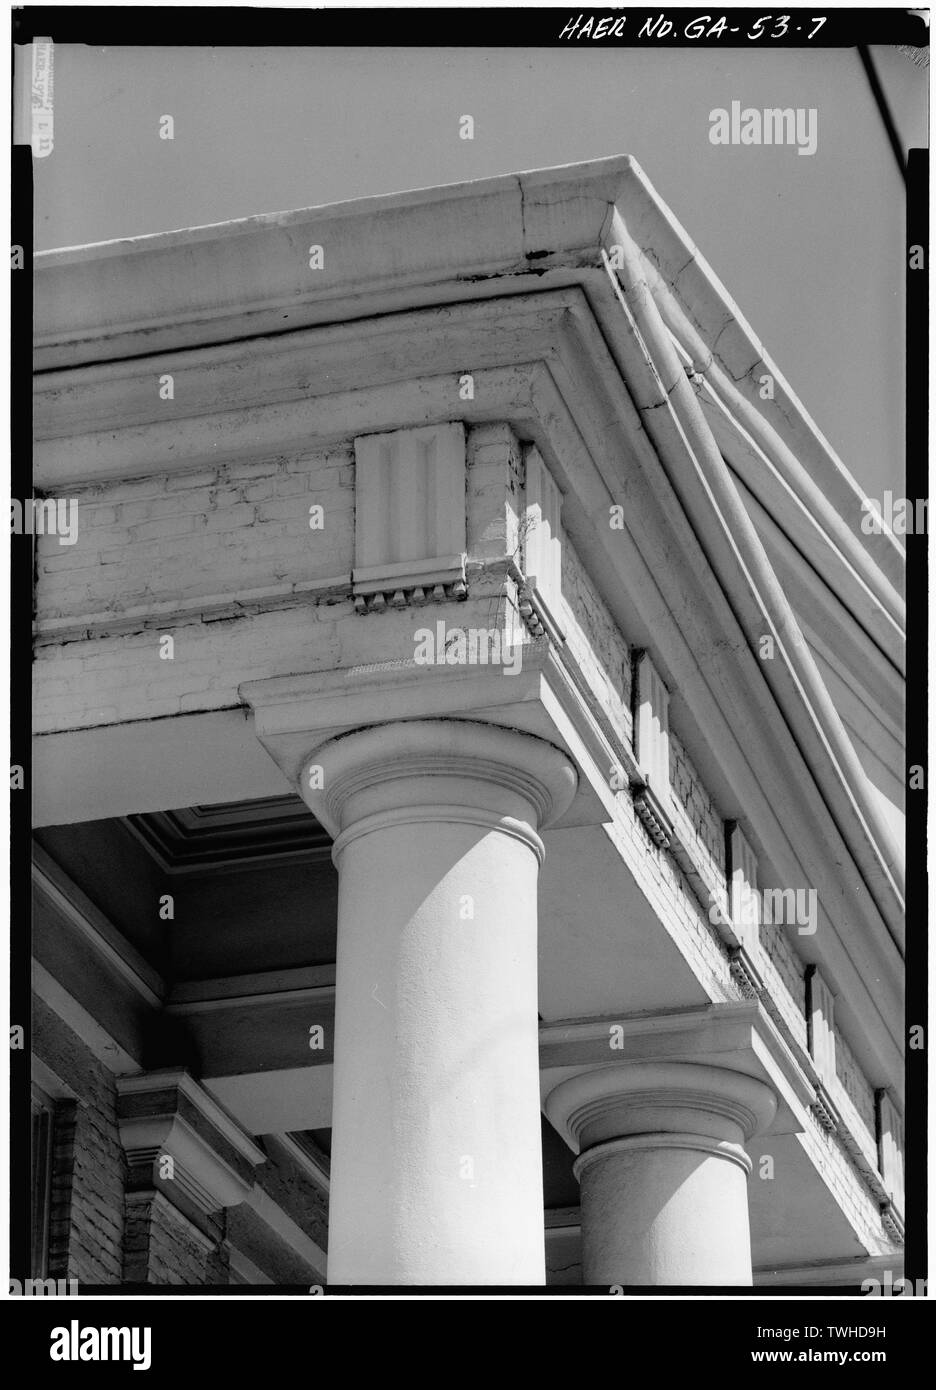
[256,1137,329,1257]
[32,993,329,1287]
[759,921,809,1052]
[37,451,354,632]
[34,1001,231,1286]
[34,602,357,732]
[123,1191,229,1285]
[466,423,523,566]
[668,729,725,909]
[559,536,632,750]
[33,447,359,734]
[33,997,126,1284]
[835,1026,878,1140]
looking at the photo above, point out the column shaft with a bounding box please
[577,1134,754,1285]
[306,719,576,1285]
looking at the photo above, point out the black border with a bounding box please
[8,6,929,1312]
[10,143,33,1286]
[9,6,932,47]
[903,144,928,1291]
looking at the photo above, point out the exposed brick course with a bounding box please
[32,998,126,1284]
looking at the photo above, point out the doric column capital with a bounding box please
[555,1063,777,1285]
[300,718,577,862]
[546,1061,778,1161]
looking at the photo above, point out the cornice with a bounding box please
[33,153,902,598]
[588,224,905,936]
[699,379,904,665]
[32,160,623,370]
[737,475,904,706]
[646,258,904,609]
[595,157,901,597]
[33,290,571,455]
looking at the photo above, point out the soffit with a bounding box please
[125,795,331,874]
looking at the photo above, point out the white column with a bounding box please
[547,1062,777,1286]
[303,719,576,1285]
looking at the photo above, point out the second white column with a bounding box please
[547,1062,778,1286]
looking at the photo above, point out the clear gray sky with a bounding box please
[31,43,926,497]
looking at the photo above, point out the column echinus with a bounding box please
[302,719,577,1285]
[547,1063,778,1286]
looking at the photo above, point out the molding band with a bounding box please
[573,1132,753,1180]
[331,805,545,865]
[565,1087,762,1148]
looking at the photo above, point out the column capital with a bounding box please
[300,718,577,856]
[546,1061,778,1157]
[558,1063,775,1285]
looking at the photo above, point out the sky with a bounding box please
[28,42,927,498]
